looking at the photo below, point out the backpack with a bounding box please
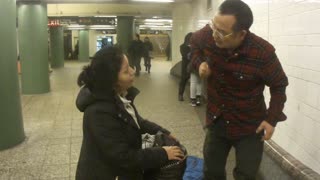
[183,156,204,180]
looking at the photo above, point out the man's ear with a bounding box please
[239,30,248,41]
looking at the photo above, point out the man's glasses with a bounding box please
[209,20,233,40]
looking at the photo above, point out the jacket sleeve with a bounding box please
[136,113,171,135]
[180,45,189,59]
[261,49,289,127]
[86,110,168,171]
[190,29,206,72]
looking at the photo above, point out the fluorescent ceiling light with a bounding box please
[90,27,115,30]
[139,27,171,30]
[67,25,86,28]
[140,25,172,28]
[65,25,115,30]
[131,0,174,2]
[144,22,166,25]
[67,27,85,30]
[145,19,172,23]
[150,27,172,30]
[94,16,116,18]
[89,25,115,28]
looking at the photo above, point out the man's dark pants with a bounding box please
[203,120,264,180]
[134,56,142,74]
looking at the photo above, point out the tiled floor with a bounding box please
[0,58,235,180]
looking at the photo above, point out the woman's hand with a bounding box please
[163,146,184,161]
[168,134,179,143]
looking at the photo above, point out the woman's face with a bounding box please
[117,55,135,93]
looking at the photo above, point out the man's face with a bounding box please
[211,14,246,49]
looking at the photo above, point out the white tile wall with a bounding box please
[171,0,217,64]
[247,0,320,173]
[171,2,194,65]
[174,0,320,174]
[245,0,320,173]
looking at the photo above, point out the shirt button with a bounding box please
[226,121,230,124]
[234,53,239,56]
[118,114,122,118]
[240,76,243,79]
[213,116,217,119]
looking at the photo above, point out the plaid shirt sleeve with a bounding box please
[190,28,206,72]
[261,49,289,127]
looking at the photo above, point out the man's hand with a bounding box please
[256,121,275,141]
[199,62,211,78]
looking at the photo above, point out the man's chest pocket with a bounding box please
[232,72,255,80]
[231,71,258,88]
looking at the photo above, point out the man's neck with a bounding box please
[227,39,246,53]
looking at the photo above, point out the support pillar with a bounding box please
[18,3,50,94]
[0,0,25,150]
[50,26,64,68]
[79,30,89,62]
[117,16,134,54]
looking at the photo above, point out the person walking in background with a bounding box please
[128,34,144,76]
[165,38,171,61]
[189,63,203,107]
[75,46,184,180]
[178,32,193,101]
[143,37,153,73]
[191,0,289,179]
[73,40,79,60]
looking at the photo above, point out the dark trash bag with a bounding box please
[182,156,204,180]
[144,132,187,180]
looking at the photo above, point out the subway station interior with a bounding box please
[1,0,320,179]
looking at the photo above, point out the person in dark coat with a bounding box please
[128,34,144,76]
[143,37,153,73]
[73,40,79,60]
[165,39,171,61]
[75,46,184,180]
[178,32,193,101]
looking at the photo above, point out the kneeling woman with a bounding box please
[75,46,183,180]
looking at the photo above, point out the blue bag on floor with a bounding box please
[183,156,204,180]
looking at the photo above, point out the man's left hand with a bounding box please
[256,121,275,141]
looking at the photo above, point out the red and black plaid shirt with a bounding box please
[191,25,289,139]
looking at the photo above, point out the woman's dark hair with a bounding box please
[184,32,193,45]
[219,0,253,32]
[77,46,124,94]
